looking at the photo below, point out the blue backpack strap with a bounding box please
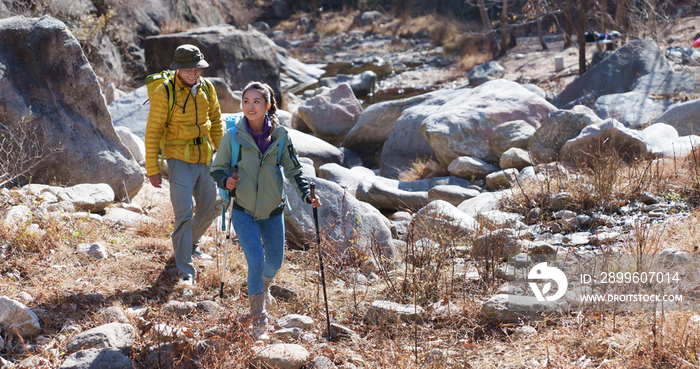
[220,120,241,231]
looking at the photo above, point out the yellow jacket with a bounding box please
[144,73,223,177]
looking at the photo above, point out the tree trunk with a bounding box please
[614,0,629,37]
[647,0,656,40]
[477,0,501,56]
[564,0,574,48]
[577,0,589,75]
[500,0,508,54]
[600,0,608,32]
[395,0,404,18]
[536,0,548,50]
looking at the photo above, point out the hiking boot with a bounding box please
[192,245,212,260]
[263,275,277,307]
[180,275,195,286]
[249,294,269,341]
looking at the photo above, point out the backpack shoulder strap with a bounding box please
[200,77,212,102]
[229,125,240,168]
[276,128,291,211]
[159,77,177,170]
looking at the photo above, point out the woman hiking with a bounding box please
[210,81,322,341]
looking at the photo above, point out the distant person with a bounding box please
[145,44,224,285]
[211,81,322,341]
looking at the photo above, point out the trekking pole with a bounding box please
[220,186,235,299]
[311,183,332,340]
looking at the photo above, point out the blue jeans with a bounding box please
[231,209,285,296]
[168,159,218,280]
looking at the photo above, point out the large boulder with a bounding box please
[377,89,466,177]
[653,99,700,137]
[66,323,136,355]
[114,126,145,164]
[594,91,676,128]
[297,83,363,146]
[355,176,472,212]
[410,200,477,236]
[641,123,700,158]
[488,120,536,158]
[559,119,650,163]
[319,70,377,96]
[287,129,344,171]
[530,105,602,164]
[0,16,142,200]
[421,80,555,168]
[109,86,149,139]
[284,177,393,255]
[553,39,672,109]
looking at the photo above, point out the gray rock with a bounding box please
[500,148,533,171]
[325,323,361,343]
[297,83,363,145]
[317,163,375,194]
[54,184,114,213]
[98,307,129,324]
[196,300,221,313]
[468,61,505,86]
[208,77,241,114]
[476,210,524,230]
[631,69,700,95]
[114,126,146,164]
[77,242,109,259]
[288,129,344,171]
[654,99,700,137]
[594,91,676,128]
[480,294,567,324]
[284,177,393,255]
[308,356,337,369]
[457,190,507,218]
[274,327,304,342]
[59,348,134,369]
[2,205,31,231]
[411,200,477,236]
[65,323,135,354]
[102,208,155,225]
[560,118,650,163]
[364,300,425,324]
[162,301,196,316]
[589,232,619,246]
[0,16,143,199]
[150,324,189,342]
[358,11,382,26]
[0,296,41,339]
[251,343,309,369]
[427,185,480,207]
[422,80,554,168]
[356,176,471,212]
[350,89,464,170]
[553,39,672,109]
[485,168,519,190]
[489,120,536,157]
[320,70,377,96]
[109,86,149,139]
[447,156,499,180]
[530,105,602,164]
[277,314,314,330]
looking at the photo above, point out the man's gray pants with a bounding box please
[168,159,217,280]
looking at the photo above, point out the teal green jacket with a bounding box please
[210,119,311,220]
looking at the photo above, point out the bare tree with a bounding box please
[599,0,609,31]
[577,0,590,75]
[564,0,574,47]
[0,113,62,188]
[614,0,630,38]
[477,0,501,55]
[500,0,508,54]
[535,0,548,50]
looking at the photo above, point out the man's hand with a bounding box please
[149,174,162,188]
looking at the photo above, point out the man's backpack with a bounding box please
[219,113,290,231]
[144,70,213,169]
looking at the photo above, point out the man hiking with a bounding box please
[145,44,224,285]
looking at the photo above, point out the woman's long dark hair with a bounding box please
[241,81,278,137]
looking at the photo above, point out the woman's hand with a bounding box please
[309,194,322,208]
[225,174,239,190]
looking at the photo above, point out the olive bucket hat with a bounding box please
[170,44,209,69]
